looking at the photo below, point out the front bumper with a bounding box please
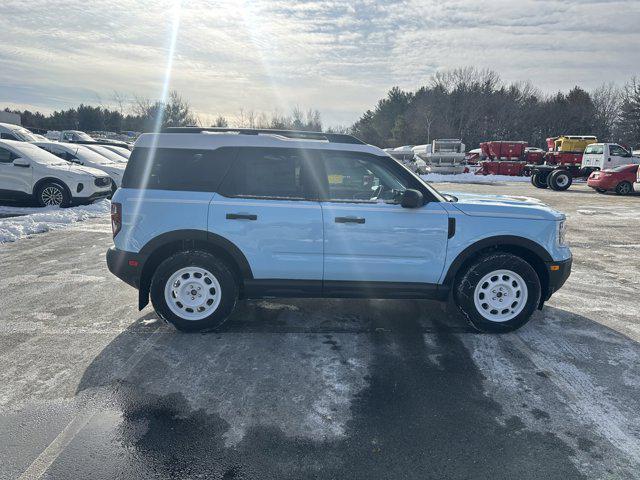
[106,247,145,288]
[544,256,572,301]
[70,190,111,206]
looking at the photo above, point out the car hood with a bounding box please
[44,162,110,178]
[95,163,125,176]
[444,191,565,221]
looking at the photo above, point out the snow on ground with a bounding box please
[0,200,110,244]
[421,173,532,184]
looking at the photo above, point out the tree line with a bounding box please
[5,68,640,149]
[4,91,324,134]
[351,68,640,149]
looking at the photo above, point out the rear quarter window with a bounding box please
[121,147,237,191]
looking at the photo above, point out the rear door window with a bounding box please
[584,145,603,155]
[121,147,237,191]
[218,148,315,200]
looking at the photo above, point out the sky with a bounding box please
[1,0,639,127]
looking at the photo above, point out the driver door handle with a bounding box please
[335,216,365,224]
[226,213,257,221]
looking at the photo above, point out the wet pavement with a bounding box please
[1,183,639,479]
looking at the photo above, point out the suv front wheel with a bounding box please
[150,251,239,332]
[454,252,541,333]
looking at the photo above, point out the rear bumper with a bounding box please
[106,247,145,288]
[587,178,615,190]
[544,256,572,300]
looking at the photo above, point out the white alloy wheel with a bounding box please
[473,269,528,322]
[164,267,222,321]
[41,186,64,206]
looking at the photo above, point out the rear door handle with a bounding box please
[335,216,365,224]
[226,213,257,220]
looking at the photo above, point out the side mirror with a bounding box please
[401,189,423,208]
[13,158,30,168]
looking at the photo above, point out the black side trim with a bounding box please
[106,247,145,289]
[244,279,323,298]
[138,229,253,279]
[243,279,447,300]
[448,217,456,239]
[323,281,446,299]
[545,257,572,301]
[443,235,553,286]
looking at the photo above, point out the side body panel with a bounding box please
[208,194,324,280]
[112,188,213,253]
[321,201,449,283]
[439,202,571,284]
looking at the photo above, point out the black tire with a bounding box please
[150,251,239,332]
[531,172,547,189]
[454,252,542,333]
[615,181,633,196]
[36,181,70,207]
[548,169,572,191]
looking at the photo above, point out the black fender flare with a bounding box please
[442,235,552,287]
[136,229,253,309]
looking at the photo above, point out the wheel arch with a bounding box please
[137,229,253,309]
[33,177,72,198]
[443,235,551,302]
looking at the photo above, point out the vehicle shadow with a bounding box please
[61,299,639,479]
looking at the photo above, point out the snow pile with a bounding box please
[0,200,110,244]
[421,173,531,184]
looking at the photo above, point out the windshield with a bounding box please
[11,127,39,142]
[610,164,637,172]
[74,145,119,165]
[103,145,130,159]
[64,130,94,142]
[14,143,70,165]
[86,145,128,163]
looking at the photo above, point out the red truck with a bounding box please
[528,135,598,190]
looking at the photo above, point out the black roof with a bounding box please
[160,127,364,145]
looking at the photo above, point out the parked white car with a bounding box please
[83,144,128,164]
[581,143,640,171]
[99,145,131,160]
[34,141,126,191]
[0,140,111,206]
[0,123,39,142]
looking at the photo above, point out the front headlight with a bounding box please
[558,220,567,246]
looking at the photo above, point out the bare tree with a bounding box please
[592,83,621,140]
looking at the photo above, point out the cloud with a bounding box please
[0,0,638,126]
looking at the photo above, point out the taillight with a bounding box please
[111,202,122,238]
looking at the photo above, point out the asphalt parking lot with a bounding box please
[1,182,639,480]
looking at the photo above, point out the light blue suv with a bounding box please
[107,128,571,332]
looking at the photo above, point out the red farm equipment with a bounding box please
[475,141,544,176]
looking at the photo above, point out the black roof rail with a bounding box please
[160,127,365,145]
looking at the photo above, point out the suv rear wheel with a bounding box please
[454,252,541,333]
[150,251,239,332]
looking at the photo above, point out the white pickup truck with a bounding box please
[581,143,640,171]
